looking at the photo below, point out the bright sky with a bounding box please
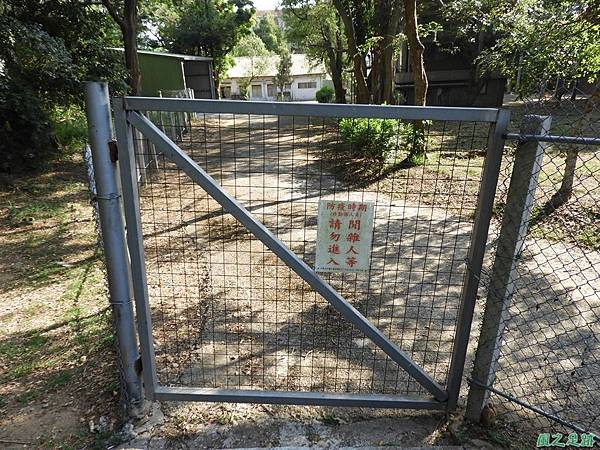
[253,0,280,10]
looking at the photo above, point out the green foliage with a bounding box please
[0,18,75,104]
[274,49,293,100]
[316,85,335,103]
[339,117,412,163]
[50,106,88,154]
[282,0,347,103]
[254,13,285,53]
[233,31,271,57]
[0,79,58,174]
[232,32,273,99]
[0,0,126,173]
[163,0,255,82]
[1,1,126,106]
[443,0,600,95]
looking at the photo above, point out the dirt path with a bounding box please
[139,115,476,400]
[131,111,600,446]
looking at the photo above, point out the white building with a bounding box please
[221,54,329,102]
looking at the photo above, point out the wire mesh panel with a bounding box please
[125,101,498,402]
[470,83,600,438]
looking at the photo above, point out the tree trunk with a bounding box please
[371,0,401,105]
[332,0,370,103]
[370,45,383,104]
[327,48,346,103]
[570,80,578,101]
[122,30,141,95]
[381,42,396,104]
[214,73,221,99]
[123,0,141,95]
[321,26,346,104]
[537,83,600,220]
[404,0,427,107]
[403,0,428,165]
[102,0,141,95]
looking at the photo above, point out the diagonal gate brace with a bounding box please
[127,110,448,402]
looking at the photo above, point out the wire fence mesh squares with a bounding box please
[128,107,496,400]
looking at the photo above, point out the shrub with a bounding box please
[315,85,334,103]
[339,117,411,163]
[0,79,58,174]
[50,105,88,154]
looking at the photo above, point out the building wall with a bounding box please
[139,53,186,97]
[183,60,215,99]
[291,75,322,100]
[395,39,506,107]
[397,77,506,107]
[221,74,324,101]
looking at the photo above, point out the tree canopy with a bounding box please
[443,0,600,95]
[254,13,285,53]
[1,0,125,105]
[274,48,293,100]
[0,0,126,172]
[282,0,347,102]
[233,31,271,57]
[162,0,255,91]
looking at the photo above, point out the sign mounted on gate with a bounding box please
[315,200,375,273]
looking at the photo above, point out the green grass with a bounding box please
[0,333,48,380]
[320,410,343,425]
[59,255,103,304]
[47,369,75,389]
[15,389,38,405]
[0,309,112,386]
[36,428,118,450]
[22,303,44,318]
[577,225,600,249]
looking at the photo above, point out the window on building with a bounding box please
[251,84,263,98]
[221,85,232,98]
[298,81,317,89]
[284,83,292,91]
[267,84,275,97]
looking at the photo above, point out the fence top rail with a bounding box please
[121,97,503,123]
[504,132,600,146]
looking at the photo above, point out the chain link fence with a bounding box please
[469,80,600,440]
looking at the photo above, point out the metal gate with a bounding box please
[102,90,509,412]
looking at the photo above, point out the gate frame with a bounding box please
[111,95,510,412]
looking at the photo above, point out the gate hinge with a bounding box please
[108,140,118,163]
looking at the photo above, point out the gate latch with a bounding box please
[108,140,118,163]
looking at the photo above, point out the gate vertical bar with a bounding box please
[465,115,552,421]
[446,109,511,411]
[113,98,159,399]
[84,82,144,414]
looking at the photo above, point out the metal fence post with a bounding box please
[445,109,510,412]
[84,82,145,415]
[466,114,552,422]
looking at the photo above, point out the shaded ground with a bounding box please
[130,106,599,447]
[1,97,598,449]
[118,403,494,449]
[0,156,120,449]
